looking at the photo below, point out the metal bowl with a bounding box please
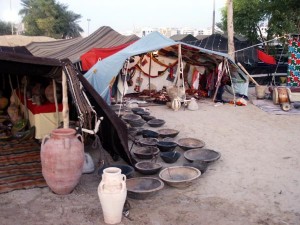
[135,161,163,175]
[183,148,221,163]
[142,115,156,122]
[126,177,164,200]
[157,128,180,138]
[160,151,181,163]
[156,141,177,152]
[141,129,159,138]
[98,164,135,178]
[122,114,142,123]
[147,119,166,128]
[159,166,201,189]
[138,137,158,146]
[183,160,209,174]
[132,146,160,159]
[128,118,146,127]
[131,107,145,114]
[135,110,151,116]
[177,138,205,151]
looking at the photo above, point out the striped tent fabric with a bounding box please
[26,37,82,58]
[26,26,139,63]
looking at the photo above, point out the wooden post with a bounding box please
[52,79,59,127]
[227,0,235,62]
[62,71,69,128]
[237,62,260,86]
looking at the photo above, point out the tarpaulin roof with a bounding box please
[0,47,62,78]
[26,26,139,63]
[80,41,136,71]
[84,31,240,104]
[184,33,258,65]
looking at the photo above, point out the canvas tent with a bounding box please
[80,41,136,71]
[84,31,248,104]
[0,49,134,165]
[26,26,139,70]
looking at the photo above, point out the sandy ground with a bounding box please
[0,35,56,46]
[1,88,300,225]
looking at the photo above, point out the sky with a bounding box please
[0,0,226,36]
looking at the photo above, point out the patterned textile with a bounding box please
[0,139,46,193]
[287,35,300,86]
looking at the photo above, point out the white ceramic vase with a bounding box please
[98,167,127,224]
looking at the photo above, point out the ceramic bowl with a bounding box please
[126,177,164,200]
[132,146,160,159]
[135,161,163,175]
[177,138,205,151]
[183,148,221,163]
[156,141,177,152]
[159,166,201,189]
[160,151,181,163]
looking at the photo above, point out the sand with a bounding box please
[0,35,56,46]
[1,88,300,225]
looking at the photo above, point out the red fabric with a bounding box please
[257,50,276,65]
[80,41,136,71]
[17,92,63,115]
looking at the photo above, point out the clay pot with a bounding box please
[41,128,84,195]
[171,97,181,111]
[98,167,127,224]
[188,98,198,111]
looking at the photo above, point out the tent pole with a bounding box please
[62,71,69,128]
[148,53,152,97]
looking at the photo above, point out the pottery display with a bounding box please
[41,128,84,195]
[98,167,127,224]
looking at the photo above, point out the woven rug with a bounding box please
[252,99,300,115]
[0,139,47,194]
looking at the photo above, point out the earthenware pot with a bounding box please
[98,167,127,224]
[41,128,84,195]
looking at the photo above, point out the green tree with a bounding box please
[220,0,300,43]
[0,21,13,35]
[19,0,83,38]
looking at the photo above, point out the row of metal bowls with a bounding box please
[123,113,166,128]
[126,166,202,199]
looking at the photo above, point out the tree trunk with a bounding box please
[227,0,235,62]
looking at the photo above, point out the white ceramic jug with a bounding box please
[98,167,127,224]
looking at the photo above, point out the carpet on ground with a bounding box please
[252,99,300,115]
[0,139,46,194]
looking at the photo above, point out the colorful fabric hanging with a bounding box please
[287,35,300,86]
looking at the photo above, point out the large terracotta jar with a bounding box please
[41,128,84,195]
[98,167,127,224]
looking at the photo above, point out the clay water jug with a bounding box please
[98,167,127,224]
[188,98,198,111]
[41,128,84,195]
[171,97,182,111]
